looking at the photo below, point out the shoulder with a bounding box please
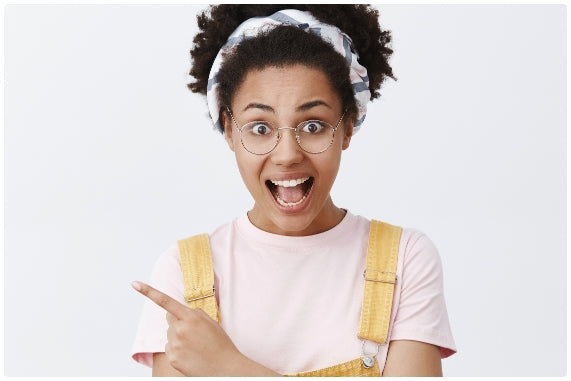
[394,228,445,296]
[360,220,444,288]
[175,218,236,255]
[366,218,442,274]
[147,218,235,300]
[147,244,183,296]
[400,229,442,280]
[399,229,442,269]
[208,218,238,241]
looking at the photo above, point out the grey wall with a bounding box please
[4,4,566,376]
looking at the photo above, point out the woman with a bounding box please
[131,4,456,376]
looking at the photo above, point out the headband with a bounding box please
[205,9,371,134]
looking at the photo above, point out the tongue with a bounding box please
[276,184,305,203]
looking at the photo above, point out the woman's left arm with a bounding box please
[382,232,456,376]
[382,340,442,376]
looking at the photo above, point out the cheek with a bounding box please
[316,151,342,182]
[234,152,250,178]
[234,151,263,190]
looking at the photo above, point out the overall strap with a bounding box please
[288,220,402,377]
[177,234,219,323]
[358,220,402,344]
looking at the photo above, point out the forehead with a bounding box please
[230,64,342,113]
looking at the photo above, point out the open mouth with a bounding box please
[266,177,314,207]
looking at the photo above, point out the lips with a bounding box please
[266,177,314,208]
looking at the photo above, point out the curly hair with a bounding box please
[188,5,394,131]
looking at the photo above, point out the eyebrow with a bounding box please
[241,100,332,113]
[296,100,331,112]
[242,103,274,112]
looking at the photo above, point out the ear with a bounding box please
[221,110,235,152]
[341,119,354,150]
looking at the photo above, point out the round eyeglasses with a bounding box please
[226,108,346,155]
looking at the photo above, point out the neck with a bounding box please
[248,197,347,236]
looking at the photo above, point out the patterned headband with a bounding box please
[205,9,371,134]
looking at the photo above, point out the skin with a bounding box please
[223,64,352,236]
[132,281,279,377]
[134,281,443,377]
[134,64,443,376]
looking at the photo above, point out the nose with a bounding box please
[270,127,304,166]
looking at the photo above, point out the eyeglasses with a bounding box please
[226,108,346,155]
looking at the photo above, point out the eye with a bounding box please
[245,122,273,136]
[301,121,325,134]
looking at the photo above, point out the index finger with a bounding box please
[132,280,187,320]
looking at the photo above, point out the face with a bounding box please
[222,64,354,236]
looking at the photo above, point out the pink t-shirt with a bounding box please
[131,211,456,374]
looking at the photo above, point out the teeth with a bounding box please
[275,194,307,207]
[270,177,310,188]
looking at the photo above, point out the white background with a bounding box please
[4,4,566,377]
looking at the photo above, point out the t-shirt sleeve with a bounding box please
[131,245,185,367]
[389,231,457,358]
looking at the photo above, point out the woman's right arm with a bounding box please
[134,281,280,377]
[152,353,185,377]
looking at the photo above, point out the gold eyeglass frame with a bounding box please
[226,107,346,155]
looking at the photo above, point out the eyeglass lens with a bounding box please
[240,120,335,154]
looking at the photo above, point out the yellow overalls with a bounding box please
[177,220,402,377]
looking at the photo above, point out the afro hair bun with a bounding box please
[188,5,395,101]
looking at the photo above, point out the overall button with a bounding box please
[362,355,375,369]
